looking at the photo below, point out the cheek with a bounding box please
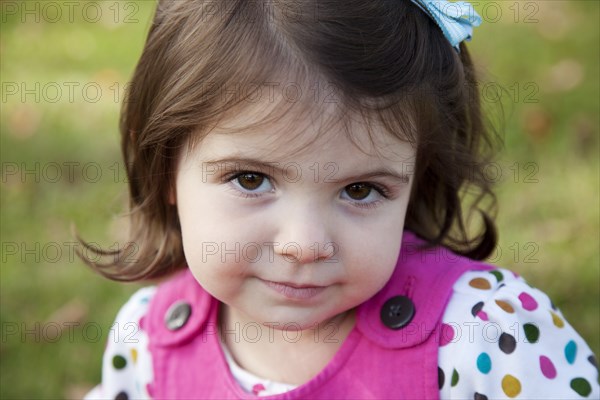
[355,236,402,285]
[176,191,255,291]
[341,216,405,295]
[180,217,247,301]
[176,181,229,247]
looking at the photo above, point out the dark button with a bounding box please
[380,296,415,330]
[164,301,192,331]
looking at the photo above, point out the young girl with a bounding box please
[83,1,598,398]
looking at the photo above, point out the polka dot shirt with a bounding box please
[85,269,599,399]
[438,269,598,399]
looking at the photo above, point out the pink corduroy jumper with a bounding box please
[143,231,492,399]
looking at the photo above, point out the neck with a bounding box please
[219,304,356,385]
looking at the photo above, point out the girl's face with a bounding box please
[175,104,416,330]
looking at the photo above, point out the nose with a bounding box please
[273,202,335,264]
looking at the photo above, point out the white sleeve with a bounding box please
[84,286,156,400]
[438,268,599,399]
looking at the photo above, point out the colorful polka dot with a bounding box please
[437,269,599,399]
[518,292,538,311]
[495,300,515,313]
[489,270,504,282]
[471,301,484,317]
[131,348,138,364]
[565,340,577,364]
[570,377,592,397]
[523,323,540,343]
[588,355,598,368]
[539,355,557,379]
[476,352,492,374]
[469,278,491,290]
[501,374,522,398]
[499,332,517,354]
[112,354,127,370]
[451,369,459,387]
[551,311,565,328]
[439,323,456,346]
[252,383,266,395]
[115,391,129,400]
[471,301,489,320]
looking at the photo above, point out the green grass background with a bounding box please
[1,1,598,398]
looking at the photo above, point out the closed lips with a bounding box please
[263,280,327,299]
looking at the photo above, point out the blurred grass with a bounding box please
[1,1,598,398]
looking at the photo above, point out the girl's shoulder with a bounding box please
[439,267,599,399]
[85,286,156,400]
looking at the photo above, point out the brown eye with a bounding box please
[345,183,372,200]
[237,173,264,190]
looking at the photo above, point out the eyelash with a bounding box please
[223,171,272,198]
[223,170,393,208]
[348,183,391,209]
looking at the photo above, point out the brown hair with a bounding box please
[79,0,500,281]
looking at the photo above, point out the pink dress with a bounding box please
[86,231,599,399]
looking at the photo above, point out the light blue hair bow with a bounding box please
[409,0,482,51]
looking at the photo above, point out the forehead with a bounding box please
[190,97,416,167]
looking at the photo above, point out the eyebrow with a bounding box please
[202,157,411,184]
